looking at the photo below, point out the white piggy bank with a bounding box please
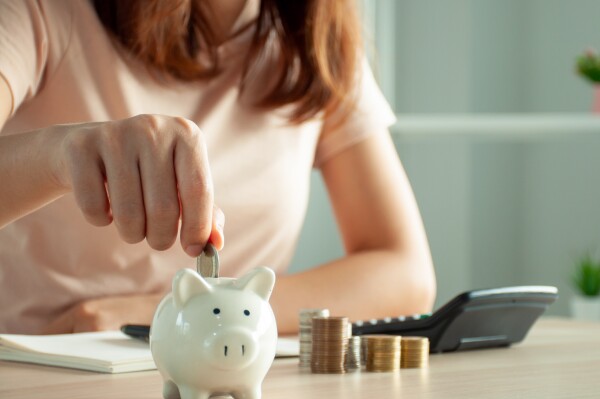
[150,267,277,399]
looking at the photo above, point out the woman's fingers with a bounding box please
[139,163,180,250]
[42,294,165,334]
[173,118,214,256]
[138,145,180,251]
[66,133,112,227]
[103,155,146,244]
[63,115,218,254]
[41,307,74,334]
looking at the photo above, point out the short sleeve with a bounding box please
[0,0,71,116]
[314,57,397,168]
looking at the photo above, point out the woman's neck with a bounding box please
[203,0,259,44]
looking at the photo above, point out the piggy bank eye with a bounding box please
[243,309,250,316]
[213,308,221,315]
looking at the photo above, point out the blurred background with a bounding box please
[289,0,600,318]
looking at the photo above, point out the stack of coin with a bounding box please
[360,335,368,366]
[400,336,429,368]
[298,309,330,368]
[365,335,402,372]
[345,336,362,370]
[311,316,350,373]
[360,334,379,367]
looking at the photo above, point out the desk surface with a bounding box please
[1,318,599,399]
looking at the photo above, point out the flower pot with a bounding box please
[570,295,600,321]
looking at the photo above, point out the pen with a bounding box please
[120,324,150,342]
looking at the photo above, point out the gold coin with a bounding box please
[310,316,350,374]
[400,336,429,368]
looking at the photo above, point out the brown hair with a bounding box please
[92,0,362,123]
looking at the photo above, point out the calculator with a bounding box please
[351,286,558,353]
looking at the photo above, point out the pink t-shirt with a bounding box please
[0,0,396,333]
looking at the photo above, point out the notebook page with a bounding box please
[0,331,151,363]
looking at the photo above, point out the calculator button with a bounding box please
[383,317,392,323]
[369,319,378,325]
[355,320,364,327]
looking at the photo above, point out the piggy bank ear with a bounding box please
[235,267,276,301]
[172,269,213,309]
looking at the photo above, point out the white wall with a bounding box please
[289,0,600,316]
[388,0,600,113]
[525,0,600,112]
[519,135,600,315]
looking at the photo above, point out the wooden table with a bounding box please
[1,318,599,399]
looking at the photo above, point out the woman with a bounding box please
[0,0,435,334]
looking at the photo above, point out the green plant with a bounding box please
[576,48,600,84]
[572,254,600,296]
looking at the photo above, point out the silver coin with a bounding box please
[196,243,220,278]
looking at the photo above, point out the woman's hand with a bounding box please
[41,294,164,334]
[51,114,222,255]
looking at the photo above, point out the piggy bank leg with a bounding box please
[178,385,211,399]
[162,380,180,399]
[231,386,261,399]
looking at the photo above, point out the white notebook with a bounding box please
[0,331,299,373]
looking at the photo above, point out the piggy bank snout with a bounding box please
[206,328,259,370]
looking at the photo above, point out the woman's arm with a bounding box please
[0,76,222,254]
[271,129,436,334]
[0,75,73,227]
[1,76,225,333]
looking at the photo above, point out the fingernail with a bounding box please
[215,219,224,235]
[214,208,225,230]
[216,229,225,249]
[185,244,203,257]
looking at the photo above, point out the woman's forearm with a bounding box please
[0,74,68,227]
[0,128,69,228]
[271,250,436,335]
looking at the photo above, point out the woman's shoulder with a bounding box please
[0,0,76,60]
[0,0,77,114]
[26,0,106,53]
[12,0,77,35]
